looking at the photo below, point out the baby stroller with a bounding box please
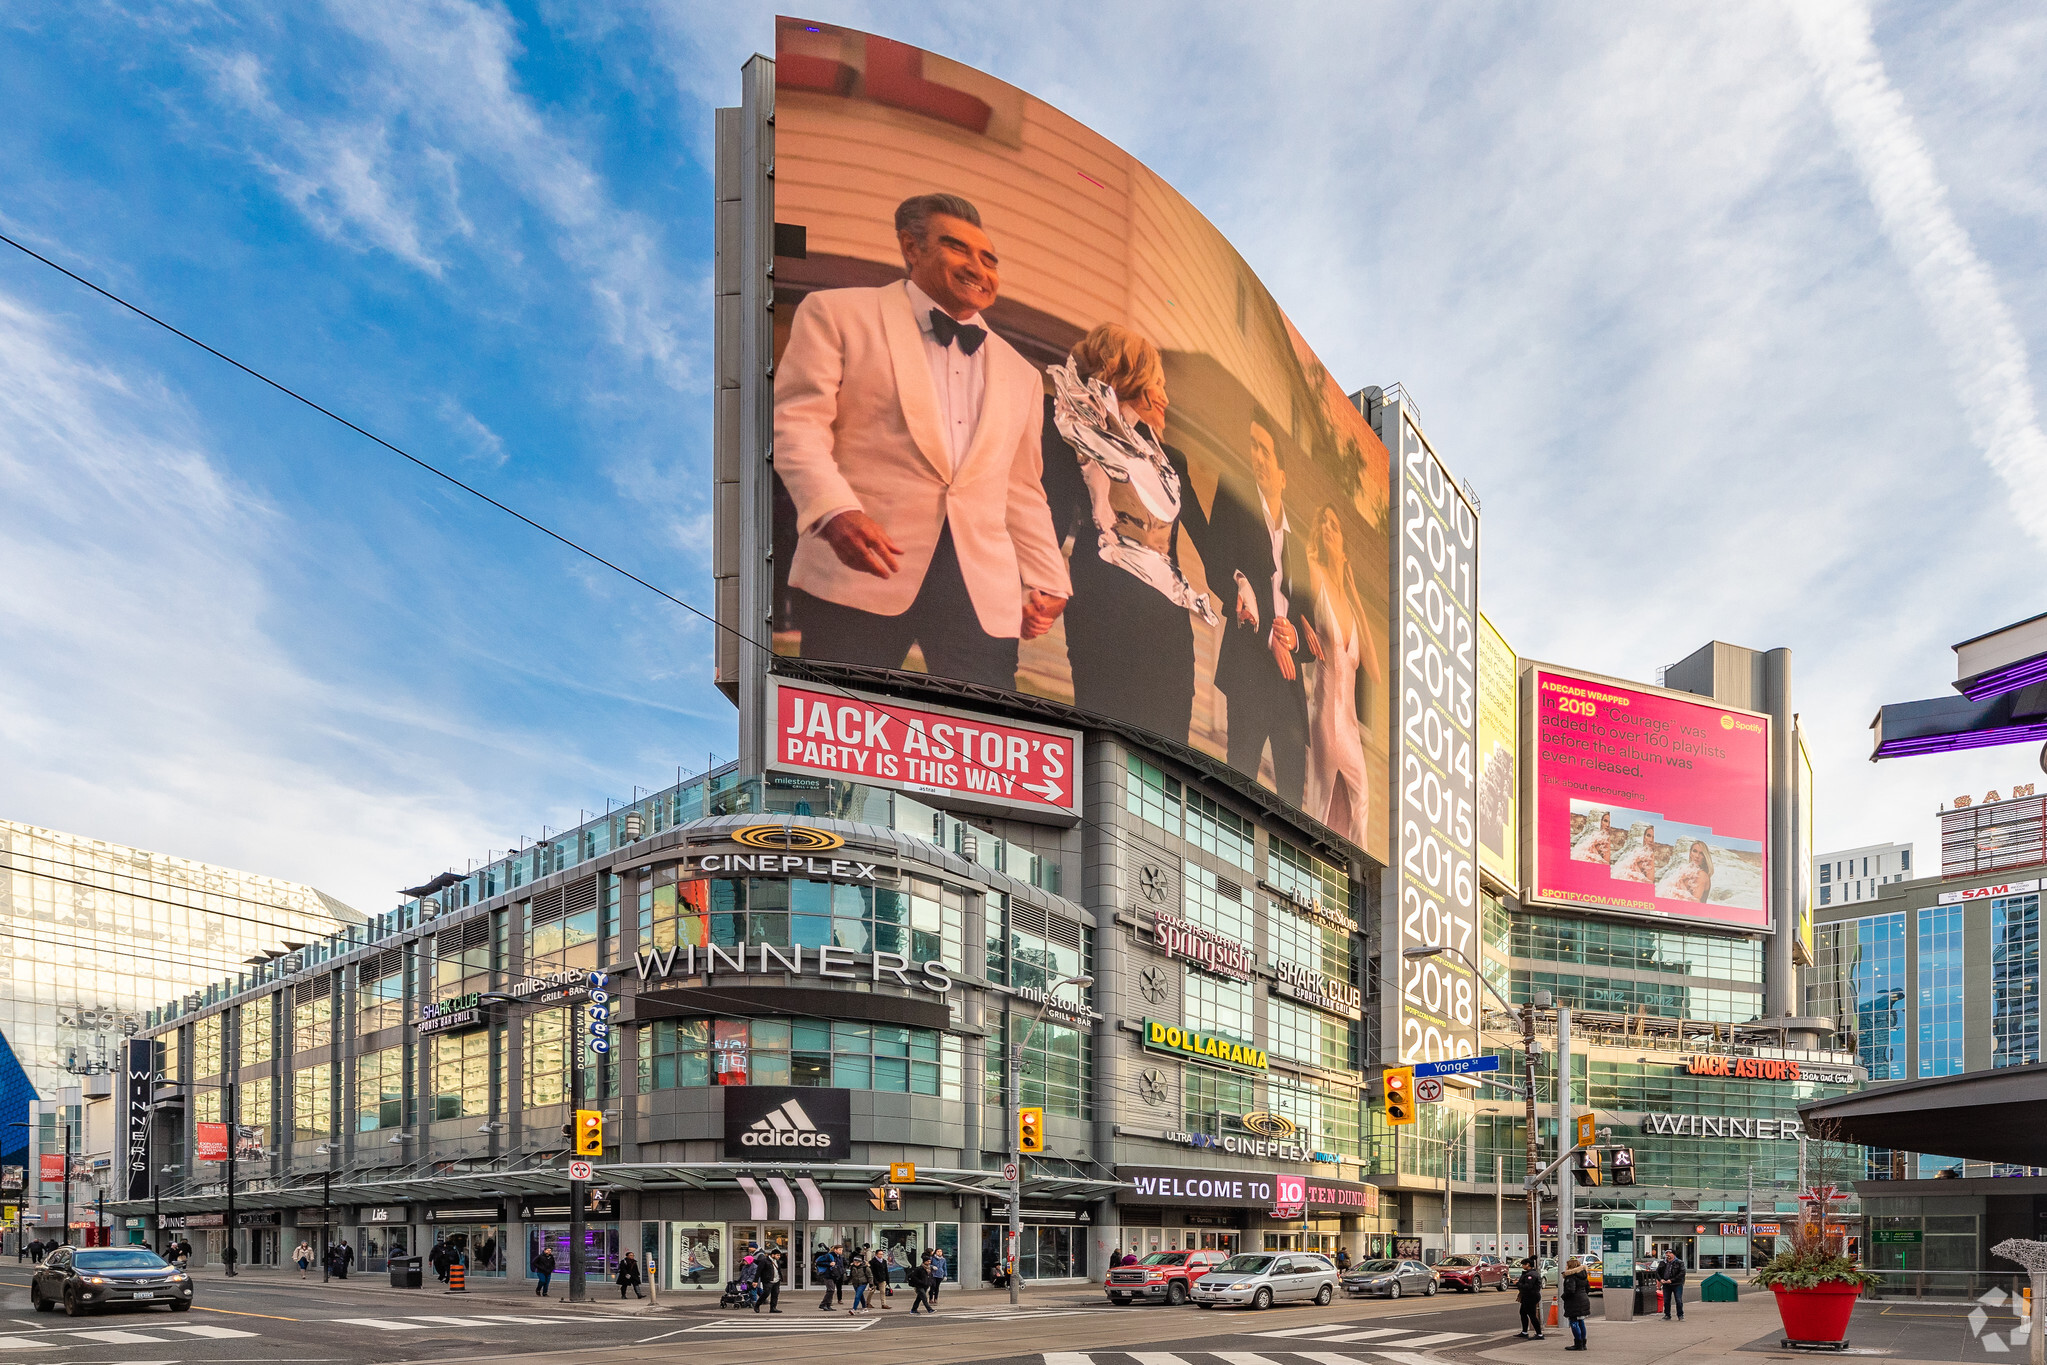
[719,1276,754,1309]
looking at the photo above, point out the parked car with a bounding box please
[1433,1253,1509,1293]
[31,1247,193,1316]
[1341,1258,1439,1298]
[1104,1250,1232,1305]
[1191,1252,1339,1310]
[1587,1259,1605,1293]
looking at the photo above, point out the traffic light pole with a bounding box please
[1522,1002,1540,1261]
[1006,1006,1023,1307]
[568,999,586,1305]
[1556,1008,1572,1266]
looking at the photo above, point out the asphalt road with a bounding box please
[0,1269,1535,1365]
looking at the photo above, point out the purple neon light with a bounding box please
[1961,653,2047,700]
[1876,720,2047,757]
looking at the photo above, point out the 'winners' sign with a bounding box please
[769,682,1079,819]
[1374,400,1480,1066]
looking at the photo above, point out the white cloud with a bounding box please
[0,288,554,914]
[437,394,507,465]
[1790,0,2047,546]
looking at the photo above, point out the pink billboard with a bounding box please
[1530,668,1771,932]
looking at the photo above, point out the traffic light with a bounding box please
[574,1108,603,1157]
[868,1186,902,1212]
[1017,1107,1045,1154]
[1383,1067,1417,1126]
[1610,1146,1636,1187]
[1572,1147,1602,1187]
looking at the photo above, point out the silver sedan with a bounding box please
[1192,1253,1340,1310]
[1341,1258,1439,1298]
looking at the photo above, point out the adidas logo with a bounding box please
[741,1098,834,1149]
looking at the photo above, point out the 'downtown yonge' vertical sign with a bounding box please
[1376,401,1480,1065]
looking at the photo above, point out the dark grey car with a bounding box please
[31,1247,193,1315]
[1341,1257,1438,1298]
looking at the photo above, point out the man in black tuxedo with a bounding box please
[1209,419,1315,806]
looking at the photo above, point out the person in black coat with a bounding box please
[1516,1256,1546,1339]
[1657,1249,1688,1320]
[1561,1258,1592,1350]
[1204,420,1314,806]
[1041,325,1219,746]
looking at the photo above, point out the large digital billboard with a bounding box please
[764,19,1391,858]
[1476,615,1518,891]
[1376,404,1480,1065]
[1528,667,1771,932]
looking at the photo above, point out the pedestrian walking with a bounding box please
[1335,1246,1351,1272]
[533,1245,557,1297]
[927,1247,948,1306]
[1515,1256,1545,1339]
[221,1241,240,1277]
[908,1255,935,1314]
[616,1251,645,1300]
[431,1240,451,1283]
[1658,1249,1688,1321]
[753,1241,782,1313]
[338,1240,353,1278]
[294,1240,314,1279]
[1561,1257,1592,1351]
[815,1243,843,1310]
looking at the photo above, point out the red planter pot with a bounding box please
[1770,1282,1862,1344]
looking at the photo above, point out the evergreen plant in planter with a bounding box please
[1751,1248,1881,1348]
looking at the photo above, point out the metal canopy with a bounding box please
[104,1162,1126,1220]
[1799,1062,2047,1168]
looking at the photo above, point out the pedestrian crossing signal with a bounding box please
[1572,1147,1602,1187]
[574,1109,603,1157]
[1383,1067,1417,1126]
[1017,1107,1045,1154]
[868,1186,902,1212]
[1611,1146,1636,1186]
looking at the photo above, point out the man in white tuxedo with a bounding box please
[773,193,1070,688]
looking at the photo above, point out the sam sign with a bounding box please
[770,682,1079,819]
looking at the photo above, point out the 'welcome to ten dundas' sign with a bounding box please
[1143,1020,1267,1072]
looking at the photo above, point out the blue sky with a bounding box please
[2,0,2043,915]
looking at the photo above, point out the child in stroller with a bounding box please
[718,1276,754,1308]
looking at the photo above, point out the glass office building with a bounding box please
[0,820,361,1192]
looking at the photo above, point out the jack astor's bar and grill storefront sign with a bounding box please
[1680,1055,1857,1085]
[1118,1164,1379,1213]
[1142,1020,1267,1071]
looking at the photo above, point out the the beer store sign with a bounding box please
[417,992,484,1035]
[1640,1113,1806,1140]
[1153,912,1256,983]
[1142,1020,1268,1072]
[1271,960,1363,1019]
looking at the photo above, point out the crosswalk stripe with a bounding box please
[1300,1353,1373,1365]
[1214,1353,1287,1364]
[66,1331,166,1344]
[1042,1355,1095,1365]
[0,1338,58,1350]
[1385,1332,1475,1347]
[408,1317,498,1327]
[1317,1328,1413,1342]
[333,1319,431,1332]
[472,1316,587,1325]
[1130,1355,1194,1365]
[161,1325,258,1339]
[1377,1353,1454,1365]
[1254,1325,1358,1338]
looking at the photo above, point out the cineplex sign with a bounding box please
[1119,1164,1379,1213]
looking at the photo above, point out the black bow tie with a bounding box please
[929,309,986,355]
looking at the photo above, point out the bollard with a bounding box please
[447,1262,467,1294]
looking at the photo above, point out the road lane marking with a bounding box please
[330,1319,430,1332]
[1042,1355,1094,1365]
[1130,1355,1195,1365]
[158,1326,256,1340]
[191,1307,298,1321]
[1382,1332,1475,1347]
[1215,1354,1287,1364]
[65,1332,168,1344]
[1377,1353,1456,1365]
[1309,1328,1412,1342]
[0,1337,57,1350]
[1253,1325,1358,1337]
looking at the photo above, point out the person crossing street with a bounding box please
[532,1245,556,1297]
[751,1242,782,1313]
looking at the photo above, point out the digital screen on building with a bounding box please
[1528,667,1771,932]
[1476,614,1517,890]
[1378,409,1480,1064]
[765,19,1391,859]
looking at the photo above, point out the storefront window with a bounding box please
[638,872,965,969]
[194,1015,221,1080]
[430,1028,495,1120]
[292,989,332,1052]
[356,1045,405,1130]
[638,1015,958,1096]
[983,1224,1082,1281]
[357,960,405,1033]
[237,999,274,1067]
[667,1224,723,1289]
[988,1017,1091,1118]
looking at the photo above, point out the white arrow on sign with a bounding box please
[1019,778,1065,804]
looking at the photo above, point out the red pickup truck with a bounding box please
[1105,1250,1232,1305]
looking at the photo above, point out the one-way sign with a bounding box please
[1412,1056,1502,1078]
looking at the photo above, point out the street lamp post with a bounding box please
[1006,974,1092,1307]
[1402,946,1549,1260]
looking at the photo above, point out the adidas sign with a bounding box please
[741,1098,835,1149]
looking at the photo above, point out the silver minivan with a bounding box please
[1192,1252,1339,1310]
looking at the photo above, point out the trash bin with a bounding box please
[1635,1280,1659,1316]
[389,1255,423,1289]
[1701,1272,1739,1302]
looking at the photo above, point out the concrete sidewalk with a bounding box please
[1456,1293,1977,1365]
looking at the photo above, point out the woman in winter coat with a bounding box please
[1561,1257,1593,1350]
[1515,1257,1545,1339]
[615,1251,645,1299]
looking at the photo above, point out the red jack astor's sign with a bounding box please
[769,682,1080,817]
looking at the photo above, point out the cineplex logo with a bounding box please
[742,1098,835,1149]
